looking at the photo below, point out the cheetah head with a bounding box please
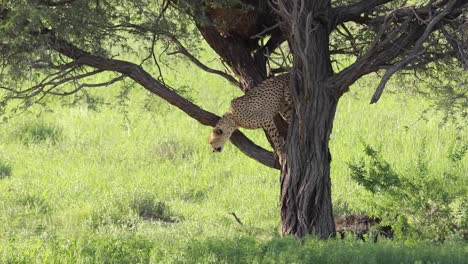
[209,127,229,152]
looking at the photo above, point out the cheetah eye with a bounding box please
[214,128,223,135]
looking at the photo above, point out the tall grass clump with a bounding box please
[16,193,51,214]
[130,193,178,223]
[349,142,467,241]
[0,160,12,179]
[16,121,62,144]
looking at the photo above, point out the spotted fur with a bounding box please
[209,74,292,153]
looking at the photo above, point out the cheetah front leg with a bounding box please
[279,102,293,124]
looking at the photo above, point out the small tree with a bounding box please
[0,0,466,238]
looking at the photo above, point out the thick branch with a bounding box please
[49,35,279,169]
[334,0,393,26]
[335,0,467,27]
[197,25,267,90]
[38,0,77,6]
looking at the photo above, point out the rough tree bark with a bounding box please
[198,25,267,90]
[279,0,337,239]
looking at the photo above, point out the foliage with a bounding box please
[349,143,467,241]
[427,69,467,128]
[348,145,401,194]
[0,0,199,113]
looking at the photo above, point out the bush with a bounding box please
[349,143,467,241]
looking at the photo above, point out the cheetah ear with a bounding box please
[214,128,223,135]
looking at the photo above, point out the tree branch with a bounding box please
[167,35,240,86]
[333,0,393,26]
[38,0,77,7]
[109,22,240,87]
[48,74,126,96]
[49,35,279,169]
[253,27,287,75]
[371,0,458,103]
[328,0,464,98]
[335,0,467,27]
[3,67,101,99]
[440,23,468,69]
[197,25,267,90]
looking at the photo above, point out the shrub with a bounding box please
[349,143,467,241]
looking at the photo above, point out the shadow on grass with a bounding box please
[3,234,467,263]
[178,236,467,264]
[0,159,12,179]
[16,121,62,145]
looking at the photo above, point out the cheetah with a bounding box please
[209,74,292,154]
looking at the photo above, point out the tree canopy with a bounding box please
[1,0,466,124]
[1,0,465,123]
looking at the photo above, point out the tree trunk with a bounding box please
[280,92,337,238]
[197,25,266,90]
[279,0,337,239]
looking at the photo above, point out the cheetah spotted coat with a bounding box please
[210,74,292,153]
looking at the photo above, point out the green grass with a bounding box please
[0,58,466,262]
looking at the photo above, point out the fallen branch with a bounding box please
[229,212,244,226]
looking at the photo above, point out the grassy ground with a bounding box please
[0,59,466,263]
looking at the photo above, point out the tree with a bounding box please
[0,0,466,239]
[277,0,466,238]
